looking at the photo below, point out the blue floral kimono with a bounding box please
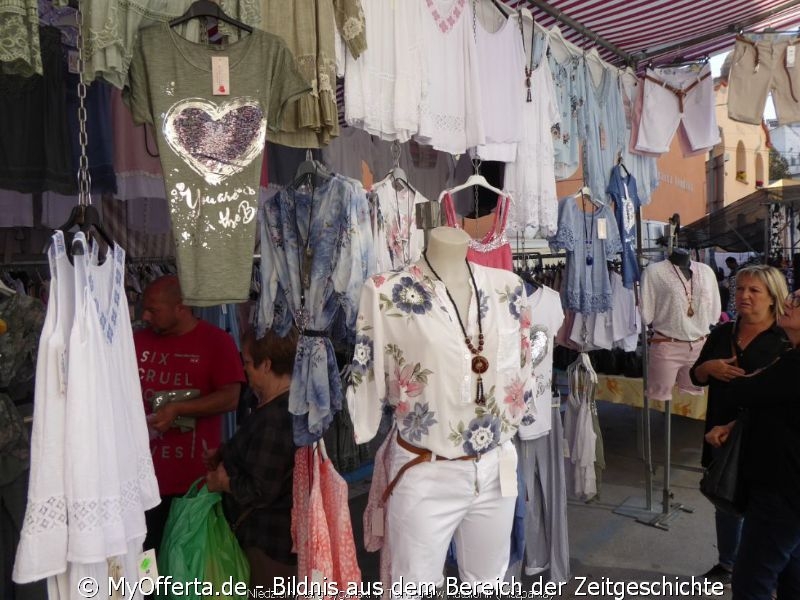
[259,174,375,445]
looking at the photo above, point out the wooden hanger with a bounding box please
[169,0,253,33]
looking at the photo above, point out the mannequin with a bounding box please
[348,225,535,596]
[419,227,472,320]
[668,247,692,279]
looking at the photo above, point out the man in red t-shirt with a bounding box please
[134,275,245,552]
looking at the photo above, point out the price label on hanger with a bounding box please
[787,46,796,69]
[211,56,230,95]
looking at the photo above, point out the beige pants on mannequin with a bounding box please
[386,438,517,599]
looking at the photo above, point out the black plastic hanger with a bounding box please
[169,0,253,33]
[617,154,631,177]
[55,204,114,255]
[290,150,331,191]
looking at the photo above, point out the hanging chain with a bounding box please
[75,0,92,207]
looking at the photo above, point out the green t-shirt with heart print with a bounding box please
[126,24,310,306]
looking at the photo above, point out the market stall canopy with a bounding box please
[679,179,800,252]
[513,0,800,67]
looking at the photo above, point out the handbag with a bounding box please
[699,410,749,516]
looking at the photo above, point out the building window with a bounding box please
[736,141,747,184]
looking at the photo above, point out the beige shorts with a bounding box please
[728,35,800,126]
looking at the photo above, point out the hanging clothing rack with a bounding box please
[632,0,800,63]
[524,0,635,66]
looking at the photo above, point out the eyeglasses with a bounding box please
[786,293,800,308]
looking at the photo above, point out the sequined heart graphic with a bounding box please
[163,97,266,186]
[529,326,550,368]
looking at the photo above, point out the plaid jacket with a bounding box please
[221,392,296,564]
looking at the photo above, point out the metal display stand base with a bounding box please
[614,496,693,531]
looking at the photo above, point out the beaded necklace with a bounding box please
[422,251,488,405]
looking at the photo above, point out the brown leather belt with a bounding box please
[735,35,800,103]
[382,432,477,503]
[645,71,710,113]
[649,332,707,344]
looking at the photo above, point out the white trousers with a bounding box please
[386,438,517,597]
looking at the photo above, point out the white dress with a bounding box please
[14,231,74,583]
[14,232,158,599]
[415,0,484,154]
[473,13,526,162]
[344,0,423,142]
[505,38,559,237]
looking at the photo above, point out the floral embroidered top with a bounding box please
[348,263,534,458]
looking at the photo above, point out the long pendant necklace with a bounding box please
[670,261,695,317]
[582,193,595,266]
[422,251,489,406]
[291,185,316,331]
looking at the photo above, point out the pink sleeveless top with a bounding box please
[442,192,513,270]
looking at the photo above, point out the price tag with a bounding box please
[67,50,79,74]
[597,217,608,239]
[788,46,796,68]
[212,56,230,95]
[138,549,159,582]
[371,507,384,537]
[498,446,517,498]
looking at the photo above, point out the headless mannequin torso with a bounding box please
[669,248,692,280]
[419,227,473,322]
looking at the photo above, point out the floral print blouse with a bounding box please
[259,174,375,446]
[348,263,534,459]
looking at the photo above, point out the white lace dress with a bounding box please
[344,0,423,142]
[505,39,560,238]
[14,232,158,597]
[13,232,73,583]
[415,0,484,154]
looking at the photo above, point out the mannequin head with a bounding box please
[424,227,471,266]
[668,248,691,268]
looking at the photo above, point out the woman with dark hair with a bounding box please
[205,328,299,588]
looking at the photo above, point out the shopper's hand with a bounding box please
[203,448,220,470]
[703,357,745,382]
[206,463,230,493]
[705,421,735,447]
[146,402,180,433]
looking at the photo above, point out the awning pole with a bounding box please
[634,0,800,63]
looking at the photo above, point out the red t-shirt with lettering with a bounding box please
[134,320,245,496]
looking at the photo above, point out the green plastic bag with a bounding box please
[205,502,250,597]
[157,478,249,599]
